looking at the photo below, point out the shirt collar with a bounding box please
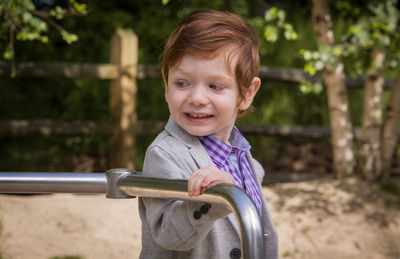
[229,127,251,152]
[198,126,251,166]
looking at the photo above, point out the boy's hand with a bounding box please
[188,166,234,196]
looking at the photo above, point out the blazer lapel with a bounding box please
[165,117,213,168]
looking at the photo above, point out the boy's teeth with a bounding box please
[189,113,209,118]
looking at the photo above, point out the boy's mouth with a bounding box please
[184,112,214,119]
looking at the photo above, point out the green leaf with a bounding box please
[304,63,316,75]
[314,60,324,71]
[320,52,329,62]
[264,25,278,42]
[162,0,170,5]
[348,25,359,35]
[283,24,298,40]
[50,6,66,19]
[3,48,14,60]
[265,7,277,22]
[380,35,390,46]
[61,31,78,44]
[312,83,324,94]
[40,36,49,43]
[333,46,343,56]
[22,11,32,22]
[72,1,88,14]
[301,50,312,61]
[312,51,320,60]
[299,81,312,94]
[277,9,286,23]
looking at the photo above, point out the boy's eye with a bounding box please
[209,84,221,90]
[175,81,188,87]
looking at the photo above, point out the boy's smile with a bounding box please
[165,49,258,144]
[184,112,214,121]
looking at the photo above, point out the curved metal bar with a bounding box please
[0,170,264,258]
[117,172,264,259]
[0,172,107,194]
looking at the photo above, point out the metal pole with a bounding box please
[0,170,264,259]
[0,172,107,194]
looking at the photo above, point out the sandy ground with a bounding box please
[0,176,399,259]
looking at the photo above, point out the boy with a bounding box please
[139,9,278,259]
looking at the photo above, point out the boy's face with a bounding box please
[165,49,259,144]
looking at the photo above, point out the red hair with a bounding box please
[161,9,260,108]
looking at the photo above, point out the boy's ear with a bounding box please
[164,86,169,103]
[238,77,261,110]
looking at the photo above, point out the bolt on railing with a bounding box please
[0,169,264,259]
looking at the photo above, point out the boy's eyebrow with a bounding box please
[172,68,234,82]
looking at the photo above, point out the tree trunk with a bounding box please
[357,50,386,181]
[311,0,355,177]
[381,71,400,182]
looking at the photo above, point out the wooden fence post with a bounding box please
[110,29,138,169]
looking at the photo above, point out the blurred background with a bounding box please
[0,0,399,183]
[1,1,400,259]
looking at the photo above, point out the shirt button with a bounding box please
[200,203,211,214]
[230,248,241,259]
[193,210,202,220]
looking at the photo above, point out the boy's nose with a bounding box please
[188,85,209,106]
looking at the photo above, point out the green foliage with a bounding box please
[298,45,342,94]
[298,0,400,93]
[263,7,298,43]
[299,81,324,95]
[60,30,78,44]
[344,1,398,48]
[299,45,342,76]
[0,0,87,60]
[238,82,330,126]
[340,0,400,74]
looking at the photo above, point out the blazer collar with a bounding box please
[164,116,213,169]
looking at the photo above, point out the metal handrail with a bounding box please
[0,169,264,259]
[0,172,107,193]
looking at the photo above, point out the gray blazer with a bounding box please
[139,117,278,259]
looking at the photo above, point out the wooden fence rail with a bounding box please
[3,119,400,140]
[1,120,335,138]
[0,62,161,80]
[0,62,396,88]
[0,28,398,169]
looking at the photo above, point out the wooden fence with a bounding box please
[0,29,397,169]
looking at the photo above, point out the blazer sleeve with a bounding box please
[141,145,232,251]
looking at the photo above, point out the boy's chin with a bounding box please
[176,122,211,137]
[181,127,210,137]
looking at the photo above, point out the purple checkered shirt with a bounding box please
[198,127,262,215]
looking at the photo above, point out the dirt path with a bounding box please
[0,176,399,259]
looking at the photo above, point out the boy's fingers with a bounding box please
[192,168,216,195]
[188,167,234,196]
[188,169,207,196]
